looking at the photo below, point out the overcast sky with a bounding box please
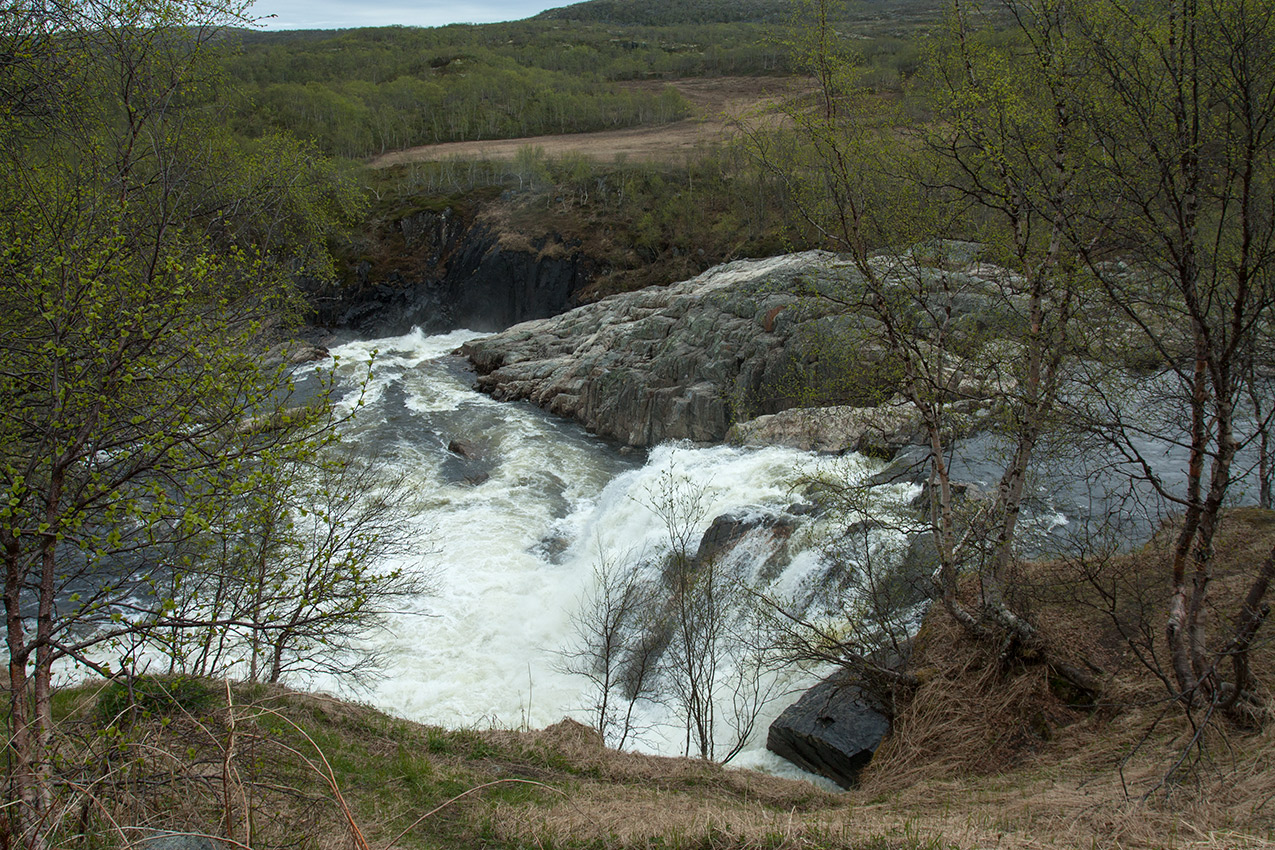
[254,0,564,30]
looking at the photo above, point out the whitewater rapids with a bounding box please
[290,328,913,781]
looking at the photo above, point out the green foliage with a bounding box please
[214,0,946,160]
[536,0,795,25]
[223,23,742,158]
[95,676,217,725]
[423,727,498,759]
[392,744,436,791]
[152,434,430,686]
[427,726,457,753]
[0,3,391,843]
[230,18,792,85]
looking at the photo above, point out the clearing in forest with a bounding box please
[367,76,807,168]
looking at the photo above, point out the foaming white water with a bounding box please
[298,329,897,777]
[298,330,632,728]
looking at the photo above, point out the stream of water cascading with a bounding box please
[291,329,907,780]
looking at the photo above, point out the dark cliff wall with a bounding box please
[306,207,594,335]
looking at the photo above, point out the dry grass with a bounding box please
[368,77,812,169]
[844,508,1275,850]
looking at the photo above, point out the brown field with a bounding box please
[368,76,808,168]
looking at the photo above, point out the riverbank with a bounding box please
[60,508,1275,849]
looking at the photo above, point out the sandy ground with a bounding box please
[368,76,806,168]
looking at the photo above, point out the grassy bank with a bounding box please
[42,510,1275,850]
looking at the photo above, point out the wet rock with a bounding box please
[766,670,891,789]
[532,532,572,564]
[306,210,590,335]
[726,403,926,457]
[447,438,483,459]
[911,477,990,510]
[864,446,929,489]
[439,436,496,485]
[263,340,329,367]
[695,510,796,574]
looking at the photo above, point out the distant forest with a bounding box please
[223,0,938,159]
[535,0,941,27]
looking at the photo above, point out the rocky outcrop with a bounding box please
[695,510,796,564]
[307,208,592,335]
[461,252,895,447]
[441,437,496,485]
[263,340,329,367]
[766,670,891,788]
[456,245,1022,448]
[726,403,927,457]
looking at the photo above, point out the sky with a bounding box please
[254,0,565,30]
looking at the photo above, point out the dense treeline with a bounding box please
[234,59,690,157]
[228,20,790,81]
[536,0,797,24]
[224,21,785,158]
[0,0,414,843]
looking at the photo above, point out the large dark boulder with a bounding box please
[441,436,496,485]
[696,511,795,563]
[766,670,891,788]
[694,509,796,581]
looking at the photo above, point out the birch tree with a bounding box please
[1061,0,1275,707]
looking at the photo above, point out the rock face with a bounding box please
[453,244,1021,448]
[766,670,891,788]
[695,509,798,582]
[461,252,894,447]
[695,510,796,564]
[307,209,591,335]
[263,340,330,367]
[441,437,495,485]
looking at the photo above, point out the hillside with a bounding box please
[535,0,797,24]
[537,0,945,29]
[10,0,1275,846]
[367,76,808,167]
[220,0,931,160]
[52,512,1275,850]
